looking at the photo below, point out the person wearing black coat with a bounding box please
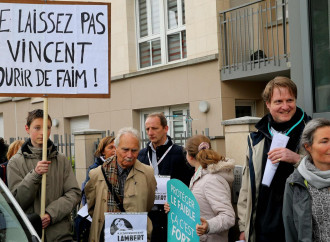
[0,138,9,185]
[138,112,194,242]
[138,136,193,185]
[0,138,8,164]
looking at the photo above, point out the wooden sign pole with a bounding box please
[42,0,48,238]
[40,97,48,242]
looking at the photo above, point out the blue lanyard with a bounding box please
[268,108,305,137]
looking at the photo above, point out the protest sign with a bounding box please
[104,212,147,242]
[0,1,110,98]
[154,175,170,205]
[167,179,200,242]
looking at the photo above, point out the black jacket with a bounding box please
[253,108,311,242]
[138,136,194,187]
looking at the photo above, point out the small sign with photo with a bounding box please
[104,212,147,242]
[154,175,170,205]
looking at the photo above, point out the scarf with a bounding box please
[268,107,306,152]
[102,156,122,212]
[298,156,330,189]
[26,138,54,158]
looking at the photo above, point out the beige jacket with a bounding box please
[85,159,156,242]
[190,159,235,242]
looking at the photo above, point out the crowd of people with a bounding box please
[0,76,328,242]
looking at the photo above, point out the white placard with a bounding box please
[104,212,147,242]
[0,2,110,97]
[154,175,170,205]
[261,132,290,186]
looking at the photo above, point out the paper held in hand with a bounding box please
[261,132,290,187]
[154,175,170,205]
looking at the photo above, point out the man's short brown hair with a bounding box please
[146,112,167,127]
[26,109,52,128]
[262,76,297,103]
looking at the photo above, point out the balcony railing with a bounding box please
[219,0,290,80]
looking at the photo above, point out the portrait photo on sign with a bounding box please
[110,218,133,235]
[104,212,147,242]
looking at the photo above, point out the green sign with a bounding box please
[167,179,200,242]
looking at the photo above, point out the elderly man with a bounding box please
[237,76,311,242]
[85,127,156,242]
[138,112,194,242]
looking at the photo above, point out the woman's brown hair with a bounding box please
[7,140,24,160]
[94,136,115,157]
[185,135,225,168]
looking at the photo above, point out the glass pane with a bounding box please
[142,113,149,147]
[151,0,160,34]
[310,0,330,112]
[139,42,151,68]
[235,106,252,118]
[186,109,192,138]
[139,0,148,37]
[152,40,161,65]
[182,0,185,25]
[168,0,178,29]
[182,30,187,58]
[173,110,184,145]
[168,33,181,61]
[0,187,31,240]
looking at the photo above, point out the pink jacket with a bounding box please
[190,159,235,242]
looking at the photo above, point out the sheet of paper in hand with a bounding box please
[262,132,290,186]
[154,175,170,205]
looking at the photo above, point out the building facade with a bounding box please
[3,0,326,157]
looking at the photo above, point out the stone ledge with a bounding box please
[73,129,105,135]
[0,97,12,103]
[222,116,261,126]
[112,54,219,81]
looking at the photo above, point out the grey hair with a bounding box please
[301,118,330,153]
[114,127,140,147]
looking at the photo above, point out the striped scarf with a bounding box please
[102,156,123,212]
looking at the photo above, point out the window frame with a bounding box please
[235,100,257,117]
[0,113,3,138]
[140,105,191,147]
[136,0,186,69]
[308,0,330,113]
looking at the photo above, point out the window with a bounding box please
[136,0,186,69]
[69,116,89,155]
[0,114,3,138]
[310,0,330,112]
[275,0,289,21]
[140,105,192,147]
[235,100,256,118]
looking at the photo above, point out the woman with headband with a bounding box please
[165,135,235,242]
